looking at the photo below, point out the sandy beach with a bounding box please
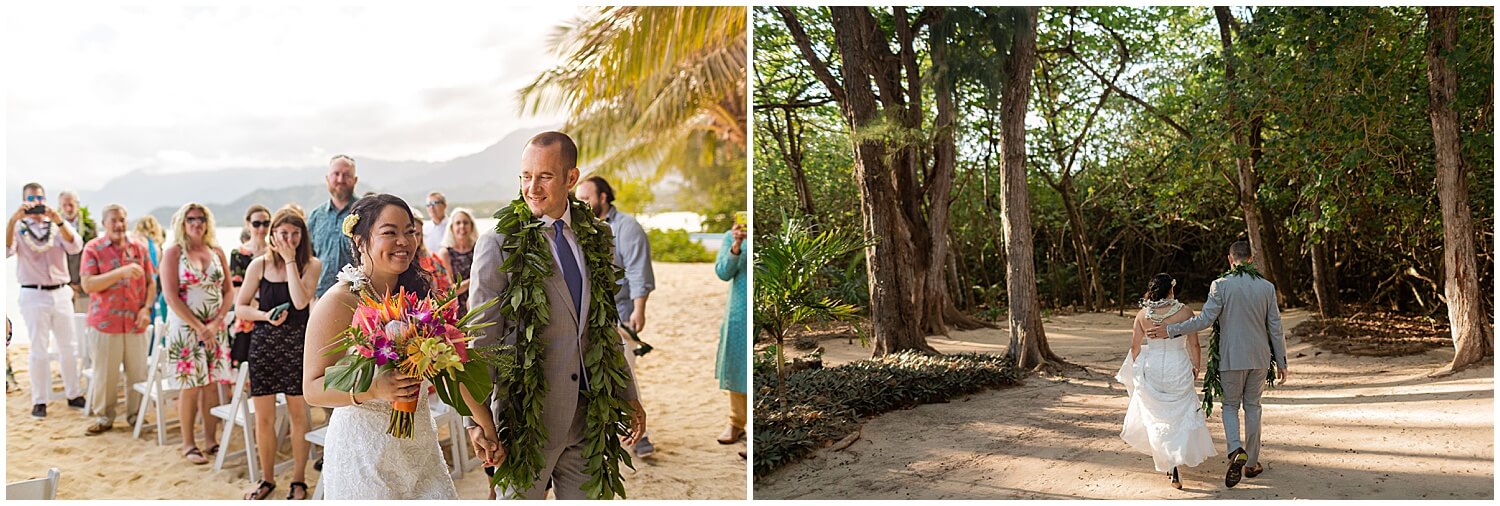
[755,308,1494,500]
[6,262,747,500]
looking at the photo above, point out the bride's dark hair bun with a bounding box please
[1144,273,1175,302]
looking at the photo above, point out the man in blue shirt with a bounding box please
[308,154,358,297]
[575,175,657,457]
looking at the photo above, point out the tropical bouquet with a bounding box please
[322,266,513,438]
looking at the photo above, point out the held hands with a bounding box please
[370,368,422,405]
[467,425,507,467]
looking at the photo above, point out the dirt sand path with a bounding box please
[754,308,1493,500]
[6,262,746,500]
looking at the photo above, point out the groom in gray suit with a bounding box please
[1148,240,1288,488]
[464,131,646,499]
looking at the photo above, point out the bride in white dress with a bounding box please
[300,195,459,499]
[1117,273,1216,489]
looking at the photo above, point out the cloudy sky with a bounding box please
[3,2,576,192]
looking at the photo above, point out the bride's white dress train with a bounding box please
[1117,309,1217,473]
[320,388,458,499]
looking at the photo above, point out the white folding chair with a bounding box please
[211,362,289,483]
[305,426,328,500]
[6,467,60,500]
[132,325,182,445]
[430,399,479,479]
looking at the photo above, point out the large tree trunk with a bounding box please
[996,7,1062,372]
[1215,7,1278,289]
[1309,202,1341,318]
[1425,7,1493,375]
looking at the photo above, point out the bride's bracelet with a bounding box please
[349,371,363,406]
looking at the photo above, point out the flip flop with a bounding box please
[244,480,275,500]
[286,482,308,500]
[206,444,220,456]
[183,447,208,465]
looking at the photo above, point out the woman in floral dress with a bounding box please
[161,202,233,465]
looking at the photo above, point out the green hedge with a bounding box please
[648,229,716,263]
[752,351,1023,476]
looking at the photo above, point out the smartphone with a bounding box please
[24,204,46,215]
[267,302,291,321]
[733,211,747,226]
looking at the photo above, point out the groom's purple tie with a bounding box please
[553,219,584,315]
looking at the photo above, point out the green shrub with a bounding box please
[752,351,1023,476]
[648,228,716,263]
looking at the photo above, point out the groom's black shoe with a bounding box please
[1225,448,1248,488]
[1245,463,1264,478]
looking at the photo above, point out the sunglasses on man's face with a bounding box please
[24,195,45,202]
[426,201,444,207]
[251,220,271,228]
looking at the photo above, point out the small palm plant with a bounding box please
[753,218,869,402]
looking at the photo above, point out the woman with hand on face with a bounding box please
[160,203,233,465]
[301,194,458,499]
[236,207,321,500]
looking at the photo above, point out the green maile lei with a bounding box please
[488,196,634,499]
[1200,262,1279,416]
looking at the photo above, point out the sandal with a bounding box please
[183,447,209,465]
[286,482,308,500]
[206,444,220,456]
[244,480,275,500]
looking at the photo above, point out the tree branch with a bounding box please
[776,7,847,106]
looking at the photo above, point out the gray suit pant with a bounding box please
[1220,369,1267,467]
[497,394,591,500]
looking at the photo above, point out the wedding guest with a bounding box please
[413,214,453,296]
[161,202,233,465]
[132,216,168,356]
[575,176,657,456]
[423,192,448,254]
[310,155,358,297]
[7,182,86,418]
[228,205,271,366]
[235,207,319,500]
[80,204,156,435]
[59,190,98,313]
[435,207,476,313]
[714,222,748,448]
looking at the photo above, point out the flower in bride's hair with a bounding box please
[337,264,368,293]
[341,214,360,238]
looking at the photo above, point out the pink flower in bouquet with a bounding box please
[355,343,375,359]
[441,324,467,361]
[354,306,383,336]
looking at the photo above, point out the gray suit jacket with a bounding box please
[466,225,639,451]
[1167,272,1287,371]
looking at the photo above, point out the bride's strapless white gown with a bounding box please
[1117,308,1217,472]
[320,389,458,499]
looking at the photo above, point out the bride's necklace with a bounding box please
[1143,299,1184,324]
[18,219,55,254]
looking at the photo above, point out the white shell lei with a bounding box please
[1144,299,1185,324]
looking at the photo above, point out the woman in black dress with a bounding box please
[233,207,321,500]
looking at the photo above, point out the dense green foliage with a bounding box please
[647,228,716,263]
[752,351,1024,475]
[753,6,1493,317]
